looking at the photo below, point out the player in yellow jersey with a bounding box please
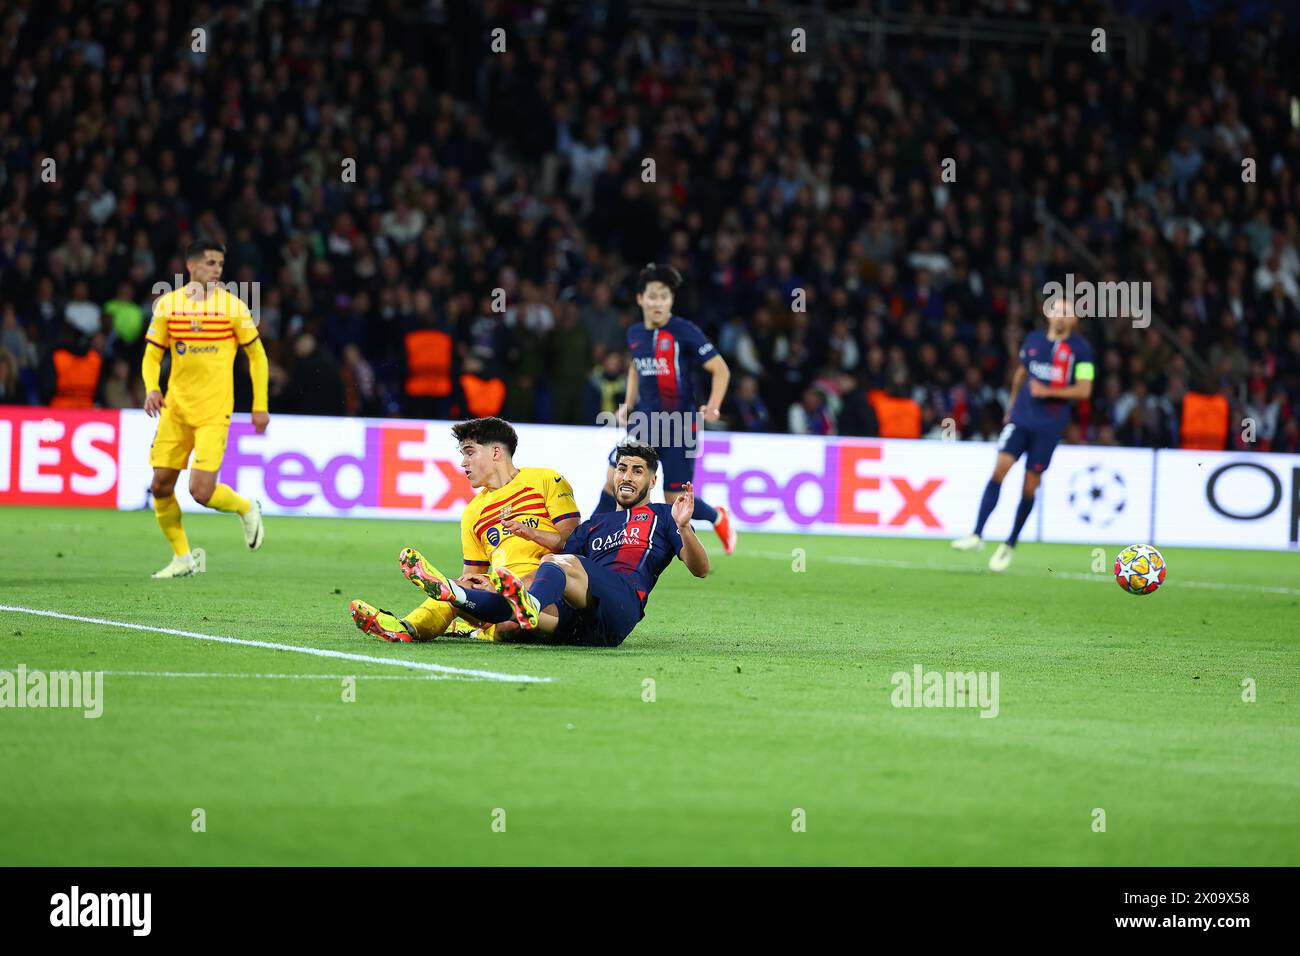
[142,240,270,578]
[349,416,581,642]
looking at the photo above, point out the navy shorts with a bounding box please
[608,441,696,492]
[998,422,1060,474]
[549,557,643,648]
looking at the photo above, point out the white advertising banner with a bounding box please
[1153,449,1300,551]
[5,406,1299,550]
[1036,444,1156,546]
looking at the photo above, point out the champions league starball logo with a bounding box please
[1067,464,1127,527]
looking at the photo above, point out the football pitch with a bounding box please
[1,506,1296,866]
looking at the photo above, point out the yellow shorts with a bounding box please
[149,411,231,472]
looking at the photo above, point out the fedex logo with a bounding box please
[695,438,944,529]
[221,422,474,513]
[0,407,120,507]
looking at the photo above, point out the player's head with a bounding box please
[452,416,518,488]
[612,440,658,508]
[1044,295,1077,338]
[186,239,226,285]
[635,263,681,328]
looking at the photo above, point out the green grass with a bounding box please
[1,505,1296,865]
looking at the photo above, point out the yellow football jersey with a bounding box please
[145,286,259,422]
[461,467,580,578]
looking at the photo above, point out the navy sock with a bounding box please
[692,497,719,523]
[974,479,1001,536]
[594,490,617,514]
[457,588,515,623]
[527,562,568,610]
[1008,494,1036,547]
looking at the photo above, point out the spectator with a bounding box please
[282,334,346,417]
[732,374,771,433]
[64,281,101,337]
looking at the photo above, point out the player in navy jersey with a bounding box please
[952,299,1095,571]
[443,441,710,647]
[592,264,738,556]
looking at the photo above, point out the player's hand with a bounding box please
[1029,380,1051,398]
[252,410,270,434]
[615,403,628,427]
[698,404,720,423]
[502,519,538,542]
[144,391,165,417]
[459,573,493,590]
[672,482,695,529]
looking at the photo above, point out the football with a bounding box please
[1114,544,1167,595]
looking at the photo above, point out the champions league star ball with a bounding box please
[1114,544,1167,595]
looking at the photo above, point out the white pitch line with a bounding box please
[744,550,1300,596]
[0,606,553,684]
[33,670,466,682]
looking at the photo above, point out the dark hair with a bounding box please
[186,239,226,260]
[614,440,659,472]
[452,416,518,456]
[635,263,682,295]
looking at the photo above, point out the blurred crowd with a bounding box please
[1,0,1298,452]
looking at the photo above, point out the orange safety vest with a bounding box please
[1181,392,1229,450]
[50,349,102,408]
[404,329,452,397]
[460,374,506,418]
[868,389,922,439]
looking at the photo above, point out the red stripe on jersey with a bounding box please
[474,491,545,536]
[477,487,535,518]
[144,338,166,350]
[1050,341,1075,387]
[611,505,655,574]
[174,333,235,341]
[552,511,580,524]
[474,503,548,538]
[170,311,235,316]
[654,330,680,409]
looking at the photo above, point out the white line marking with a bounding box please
[0,606,553,684]
[745,550,1300,596]
[6,669,466,682]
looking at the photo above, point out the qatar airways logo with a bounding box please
[590,525,641,552]
[633,356,673,376]
[1027,360,1066,384]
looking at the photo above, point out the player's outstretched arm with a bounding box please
[142,342,165,416]
[672,484,710,578]
[502,515,578,553]
[699,354,730,422]
[244,338,271,433]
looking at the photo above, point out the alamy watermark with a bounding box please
[1043,274,1150,329]
[595,410,704,457]
[0,666,104,718]
[151,276,261,327]
[890,665,1000,718]
[50,886,150,935]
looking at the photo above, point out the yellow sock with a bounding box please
[404,599,458,640]
[153,494,191,556]
[206,483,250,515]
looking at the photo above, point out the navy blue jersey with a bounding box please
[1011,330,1095,432]
[627,316,718,414]
[563,502,684,611]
